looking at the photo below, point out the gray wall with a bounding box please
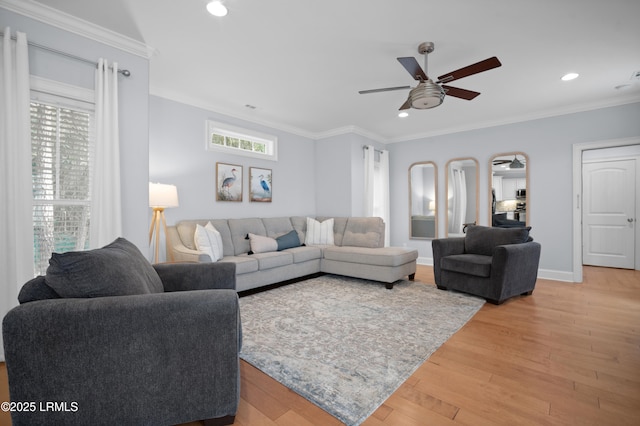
[314,132,384,217]
[5,6,640,279]
[149,96,317,226]
[1,8,150,254]
[388,102,640,279]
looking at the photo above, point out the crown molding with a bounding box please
[0,0,153,58]
[150,86,319,141]
[386,95,640,144]
[152,87,391,144]
[313,125,387,143]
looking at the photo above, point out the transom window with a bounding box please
[206,120,277,161]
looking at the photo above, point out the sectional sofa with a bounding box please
[167,216,418,292]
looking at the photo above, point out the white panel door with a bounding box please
[582,159,636,268]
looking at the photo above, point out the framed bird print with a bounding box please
[250,167,272,202]
[216,162,243,201]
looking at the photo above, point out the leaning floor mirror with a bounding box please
[409,161,438,239]
[445,158,479,236]
[490,152,529,227]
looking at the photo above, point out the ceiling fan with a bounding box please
[493,156,526,169]
[359,42,502,110]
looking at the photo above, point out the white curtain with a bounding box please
[363,145,375,217]
[364,145,391,246]
[90,58,122,248]
[377,150,391,246]
[0,28,33,361]
[449,165,467,235]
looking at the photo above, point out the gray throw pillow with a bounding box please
[465,225,531,256]
[45,237,164,298]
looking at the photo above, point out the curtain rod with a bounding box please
[1,31,131,77]
[363,145,385,154]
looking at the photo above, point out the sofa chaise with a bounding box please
[167,216,418,292]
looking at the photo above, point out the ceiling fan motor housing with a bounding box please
[410,81,445,109]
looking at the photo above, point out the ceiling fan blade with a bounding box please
[397,57,428,81]
[399,98,411,110]
[442,85,481,100]
[437,56,501,84]
[358,86,411,95]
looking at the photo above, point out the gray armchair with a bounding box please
[432,225,541,304]
[2,238,241,426]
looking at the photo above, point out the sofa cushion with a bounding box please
[290,216,307,244]
[248,233,278,254]
[252,251,294,270]
[262,217,295,238]
[221,256,259,275]
[465,225,532,256]
[286,246,323,263]
[45,237,164,298]
[276,230,301,250]
[229,218,267,255]
[342,217,384,248]
[305,217,335,245]
[318,216,348,246]
[18,275,61,304]
[440,254,492,278]
[323,246,418,267]
[194,222,224,261]
[177,219,234,255]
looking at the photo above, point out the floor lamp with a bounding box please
[149,182,179,263]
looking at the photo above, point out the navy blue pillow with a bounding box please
[276,230,301,251]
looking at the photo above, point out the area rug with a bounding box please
[238,274,485,426]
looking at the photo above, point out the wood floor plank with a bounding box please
[1,265,639,426]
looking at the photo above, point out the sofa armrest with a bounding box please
[166,225,213,262]
[491,241,542,297]
[2,290,240,425]
[154,262,236,292]
[432,237,466,285]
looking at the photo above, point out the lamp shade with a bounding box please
[149,182,179,208]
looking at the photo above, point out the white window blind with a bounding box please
[31,101,93,275]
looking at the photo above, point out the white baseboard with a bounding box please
[416,257,433,266]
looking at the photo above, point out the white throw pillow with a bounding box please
[194,222,224,261]
[305,217,335,245]
[248,233,278,254]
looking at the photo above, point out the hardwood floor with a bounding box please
[2,265,639,426]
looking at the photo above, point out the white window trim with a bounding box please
[30,75,95,110]
[206,119,278,161]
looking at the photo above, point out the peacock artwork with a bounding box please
[250,167,272,202]
[216,162,243,201]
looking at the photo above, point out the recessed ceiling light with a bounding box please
[398,112,409,118]
[561,73,579,81]
[207,1,228,17]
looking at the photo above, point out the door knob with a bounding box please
[629,218,635,223]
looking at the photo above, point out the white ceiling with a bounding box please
[30,0,640,142]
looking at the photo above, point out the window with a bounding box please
[30,78,95,275]
[206,120,277,160]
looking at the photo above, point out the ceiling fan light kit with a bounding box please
[360,42,501,112]
[409,81,445,109]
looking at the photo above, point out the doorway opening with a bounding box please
[573,138,640,282]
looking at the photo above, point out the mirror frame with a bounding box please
[489,151,529,227]
[445,157,479,236]
[408,161,438,239]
